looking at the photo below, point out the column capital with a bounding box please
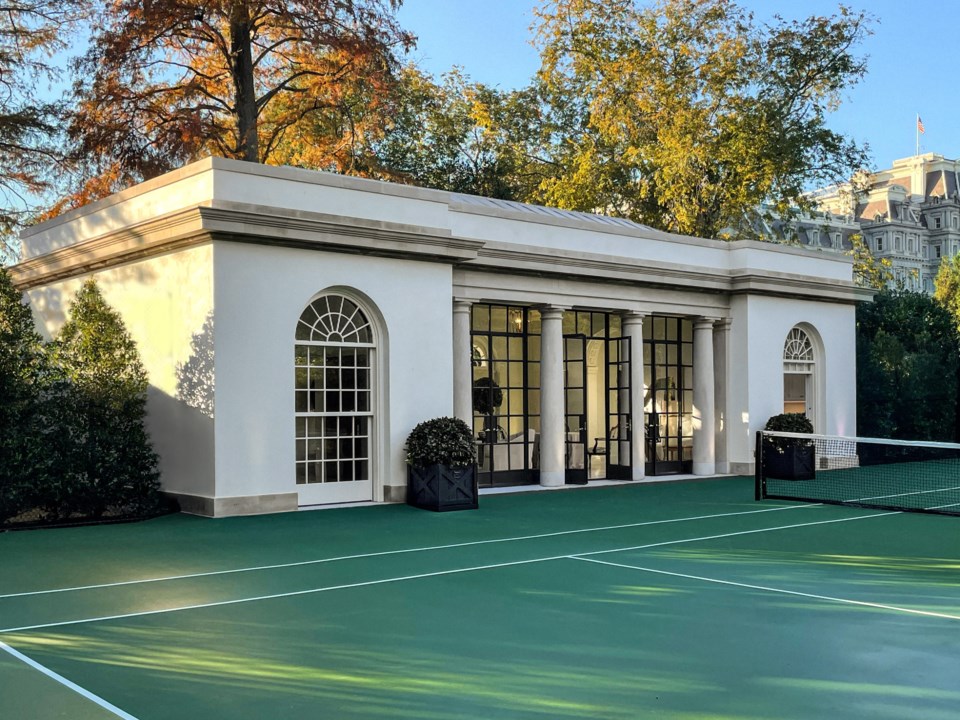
[621,310,647,327]
[453,298,473,313]
[714,317,733,331]
[537,305,567,321]
[694,316,723,330]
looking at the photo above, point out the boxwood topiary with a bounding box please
[764,413,814,434]
[405,417,476,468]
[764,412,815,454]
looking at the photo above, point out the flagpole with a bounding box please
[916,114,920,156]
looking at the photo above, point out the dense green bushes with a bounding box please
[0,270,46,524]
[856,289,960,442]
[0,272,162,526]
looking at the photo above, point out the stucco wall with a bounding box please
[24,244,216,498]
[727,294,857,470]
[20,167,215,259]
[211,241,453,504]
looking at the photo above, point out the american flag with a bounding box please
[917,115,925,134]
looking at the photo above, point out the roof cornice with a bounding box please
[9,201,482,289]
[469,241,866,304]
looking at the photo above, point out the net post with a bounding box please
[754,430,763,501]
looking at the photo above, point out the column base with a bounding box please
[692,462,716,476]
[539,470,565,487]
[631,467,646,481]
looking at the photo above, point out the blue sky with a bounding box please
[396,0,960,172]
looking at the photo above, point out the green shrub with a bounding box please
[49,280,161,519]
[857,290,959,441]
[764,413,814,434]
[0,268,45,523]
[764,413,814,454]
[405,417,476,468]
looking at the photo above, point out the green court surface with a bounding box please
[2,477,959,719]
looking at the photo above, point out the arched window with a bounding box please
[783,328,814,371]
[296,295,372,343]
[294,294,375,504]
[783,326,818,428]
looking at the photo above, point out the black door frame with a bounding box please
[564,334,588,485]
[471,304,540,488]
[645,318,693,475]
[605,335,632,480]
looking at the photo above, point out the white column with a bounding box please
[692,318,717,476]
[622,312,646,480]
[539,307,566,487]
[713,319,731,474]
[452,300,473,428]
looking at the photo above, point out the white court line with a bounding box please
[854,484,960,503]
[571,556,960,622]
[0,503,821,600]
[0,641,138,719]
[0,510,892,635]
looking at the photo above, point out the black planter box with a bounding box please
[763,444,816,481]
[407,463,479,512]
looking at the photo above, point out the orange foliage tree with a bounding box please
[63,0,414,206]
[1,1,84,262]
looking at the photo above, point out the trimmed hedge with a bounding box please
[405,417,476,468]
[764,413,814,434]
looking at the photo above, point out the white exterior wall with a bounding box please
[212,241,453,505]
[13,158,867,515]
[24,245,216,499]
[727,295,857,471]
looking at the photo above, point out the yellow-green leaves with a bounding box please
[530,0,872,239]
[848,234,893,290]
[934,253,960,334]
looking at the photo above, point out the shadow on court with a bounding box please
[2,476,959,719]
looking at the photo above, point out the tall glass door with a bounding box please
[606,336,632,479]
[564,335,588,485]
[471,304,540,488]
[644,316,693,475]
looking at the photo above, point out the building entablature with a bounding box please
[13,157,865,305]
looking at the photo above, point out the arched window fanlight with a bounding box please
[783,327,814,373]
[296,295,372,343]
[784,328,814,361]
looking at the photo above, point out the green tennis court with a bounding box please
[2,476,959,719]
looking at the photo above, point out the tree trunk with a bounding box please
[230,2,258,162]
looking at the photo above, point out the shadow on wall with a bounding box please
[25,262,161,339]
[147,386,215,497]
[176,311,215,419]
[26,284,68,340]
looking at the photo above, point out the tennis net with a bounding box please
[755,430,960,516]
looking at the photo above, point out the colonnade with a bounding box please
[453,302,728,485]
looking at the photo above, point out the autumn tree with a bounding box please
[64,0,415,205]
[530,0,872,238]
[848,234,893,290]
[0,1,84,263]
[368,67,552,199]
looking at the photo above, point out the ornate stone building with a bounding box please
[808,153,960,293]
